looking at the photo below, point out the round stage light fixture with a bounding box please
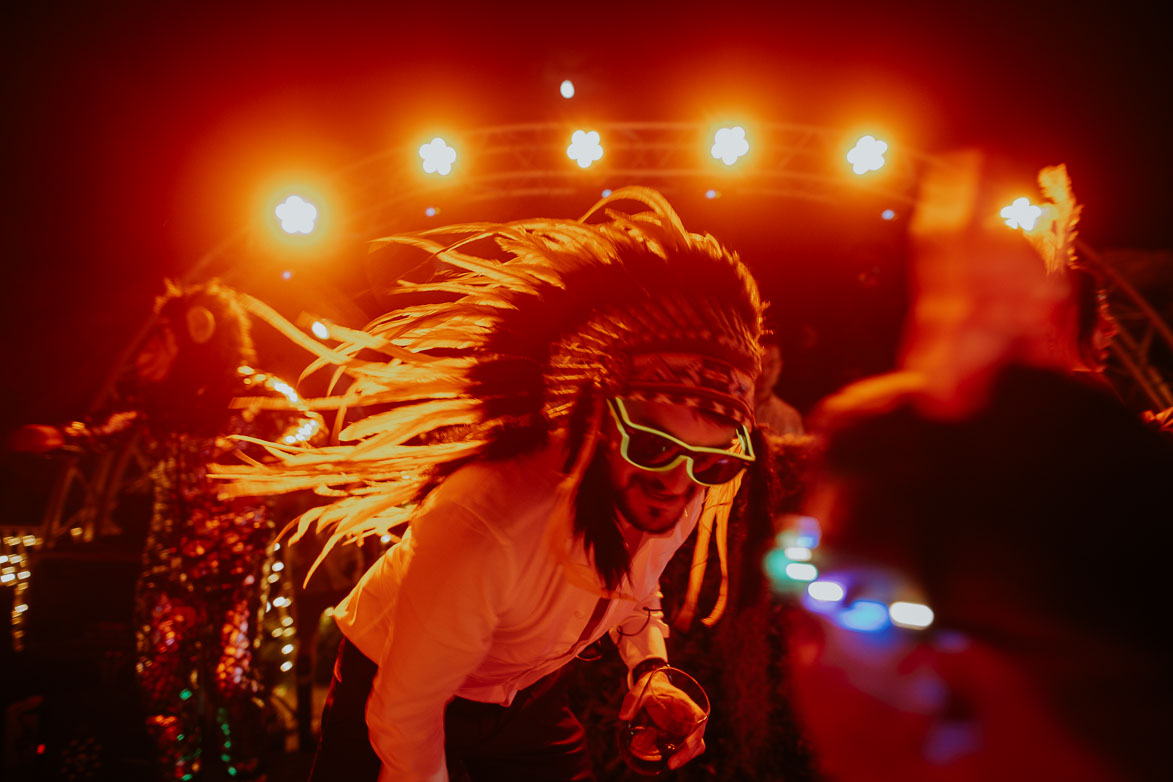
[419,137,457,175]
[567,129,603,169]
[275,195,318,234]
[1000,197,1043,230]
[847,135,888,175]
[710,126,749,166]
[560,79,575,99]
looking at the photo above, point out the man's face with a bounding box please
[603,398,738,535]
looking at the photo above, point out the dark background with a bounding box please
[3,0,1170,434]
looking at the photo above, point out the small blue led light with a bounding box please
[836,600,891,632]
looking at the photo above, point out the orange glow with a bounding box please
[1000,197,1043,230]
[847,135,887,175]
[419,137,456,175]
[567,130,603,168]
[275,195,317,234]
[711,126,749,166]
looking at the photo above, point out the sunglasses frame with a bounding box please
[606,397,755,487]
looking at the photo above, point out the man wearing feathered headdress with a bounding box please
[221,188,773,780]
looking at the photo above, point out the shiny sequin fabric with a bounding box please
[132,373,320,781]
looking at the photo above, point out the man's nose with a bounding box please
[647,461,694,493]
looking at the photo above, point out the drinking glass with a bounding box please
[618,666,710,776]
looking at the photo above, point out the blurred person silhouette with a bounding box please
[790,364,1171,782]
[780,153,1171,781]
[754,335,805,436]
[14,280,322,781]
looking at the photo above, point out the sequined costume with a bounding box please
[136,369,319,781]
[60,366,319,781]
[54,281,322,781]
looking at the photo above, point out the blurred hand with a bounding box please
[619,670,707,770]
[10,424,65,453]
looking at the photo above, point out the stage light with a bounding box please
[1000,197,1043,230]
[808,581,846,603]
[560,79,575,99]
[882,208,896,220]
[601,188,612,197]
[281,270,292,280]
[275,195,317,234]
[419,137,456,175]
[847,135,888,175]
[711,126,749,166]
[567,130,603,168]
[280,661,294,672]
[785,563,818,582]
[281,643,295,655]
[889,601,935,629]
[311,321,330,339]
[784,546,812,561]
[425,206,438,217]
[705,189,719,199]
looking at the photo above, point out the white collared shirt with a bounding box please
[333,439,701,781]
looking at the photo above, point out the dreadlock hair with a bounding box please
[142,279,256,435]
[220,188,764,600]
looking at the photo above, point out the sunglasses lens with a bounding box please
[690,454,747,485]
[625,429,684,469]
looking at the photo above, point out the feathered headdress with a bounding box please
[218,187,763,622]
[1021,163,1082,275]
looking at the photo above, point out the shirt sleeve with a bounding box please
[365,495,516,781]
[610,584,670,688]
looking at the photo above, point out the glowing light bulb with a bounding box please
[280,660,293,672]
[281,643,295,655]
[281,270,292,280]
[310,321,330,340]
[272,596,289,608]
[711,126,749,165]
[889,601,935,629]
[847,135,888,175]
[272,561,285,572]
[275,195,317,235]
[785,562,818,582]
[560,79,575,99]
[425,206,438,217]
[784,546,812,561]
[705,189,720,199]
[882,208,896,220]
[380,534,392,544]
[807,580,846,602]
[837,600,890,632]
[419,137,457,175]
[601,188,612,197]
[1000,197,1043,230]
[567,130,603,168]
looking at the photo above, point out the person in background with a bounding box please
[754,339,804,436]
[15,280,322,781]
[790,365,1170,782]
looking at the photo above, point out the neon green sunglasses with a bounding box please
[606,397,755,487]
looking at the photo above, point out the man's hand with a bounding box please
[9,424,65,453]
[620,669,708,770]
